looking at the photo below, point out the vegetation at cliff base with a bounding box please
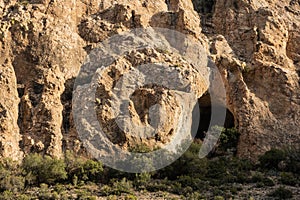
[0,127,299,199]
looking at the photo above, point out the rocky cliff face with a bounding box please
[0,0,299,161]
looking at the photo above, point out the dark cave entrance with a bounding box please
[194,92,235,140]
[192,0,215,15]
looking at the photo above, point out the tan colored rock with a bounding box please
[91,48,206,150]
[0,45,23,160]
[0,0,299,162]
[212,0,300,160]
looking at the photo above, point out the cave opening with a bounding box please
[191,0,216,34]
[194,92,235,140]
[192,0,216,15]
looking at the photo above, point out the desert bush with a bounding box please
[181,186,193,196]
[259,149,286,170]
[0,175,24,192]
[133,172,151,190]
[251,172,264,183]
[23,153,67,185]
[65,151,103,183]
[214,196,225,200]
[284,147,300,174]
[128,143,152,153]
[53,183,66,194]
[75,189,97,200]
[0,159,24,192]
[280,172,298,186]
[218,127,240,152]
[99,185,112,196]
[16,194,31,200]
[186,191,202,200]
[268,187,293,199]
[0,190,14,200]
[81,160,103,182]
[177,175,207,191]
[109,178,133,195]
[206,158,227,179]
[125,194,137,200]
[159,142,208,180]
[145,179,171,192]
[262,177,275,187]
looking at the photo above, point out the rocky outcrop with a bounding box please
[0,0,206,159]
[0,46,23,160]
[210,0,300,159]
[0,0,86,158]
[0,0,299,161]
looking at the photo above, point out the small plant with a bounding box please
[219,127,240,152]
[259,149,286,170]
[214,196,225,200]
[0,190,14,200]
[280,172,298,186]
[209,126,240,154]
[186,191,202,200]
[16,194,30,200]
[251,172,264,183]
[110,178,133,195]
[23,154,67,185]
[284,147,300,174]
[262,177,275,186]
[0,159,25,192]
[129,143,152,153]
[268,187,293,199]
[133,172,151,190]
[125,194,138,200]
[65,151,103,183]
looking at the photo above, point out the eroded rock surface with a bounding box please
[210,0,300,159]
[0,0,299,160]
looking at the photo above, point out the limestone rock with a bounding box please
[0,0,299,162]
[212,0,300,159]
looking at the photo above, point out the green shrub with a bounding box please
[75,188,97,200]
[235,172,249,183]
[54,184,66,194]
[0,159,24,192]
[65,151,103,183]
[0,175,24,192]
[110,178,133,195]
[181,186,193,196]
[100,185,112,196]
[268,187,293,199]
[125,194,138,200]
[259,149,286,170]
[214,196,225,200]
[169,181,182,194]
[206,158,227,179]
[262,177,275,186]
[186,191,202,200]
[280,172,298,186]
[251,172,264,183]
[218,127,240,152]
[133,172,151,190]
[81,160,103,182]
[129,144,152,153]
[159,142,208,180]
[23,154,67,185]
[0,190,14,200]
[284,147,300,174]
[177,176,203,191]
[145,180,171,192]
[16,194,30,200]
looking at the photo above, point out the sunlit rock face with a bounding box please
[0,0,299,161]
